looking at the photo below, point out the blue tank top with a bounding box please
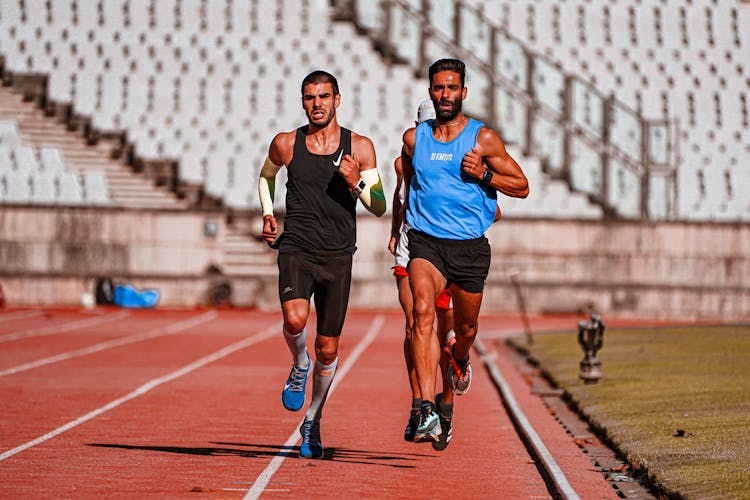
[405,118,497,239]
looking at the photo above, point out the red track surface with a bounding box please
[0,307,629,498]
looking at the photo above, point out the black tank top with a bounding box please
[280,125,357,253]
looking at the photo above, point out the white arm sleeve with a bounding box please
[358,168,386,216]
[258,156,282,217]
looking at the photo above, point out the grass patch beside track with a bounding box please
[508,325,750,499]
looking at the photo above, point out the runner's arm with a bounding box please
[350,135,386,217]
[388,157,404,255]
[400,128,417,219]
[391,157,404,237]
[259,133,292,244]
[462,127,529,199]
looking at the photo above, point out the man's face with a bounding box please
[428,71,466,121]
[302,82,340,127]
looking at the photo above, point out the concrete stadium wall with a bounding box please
[349,217,750,322]
[0,206,226,307]
[1,207,748,322]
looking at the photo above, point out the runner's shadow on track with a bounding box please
[88,443,289,460]
[89,442,430,468]
[216,441,433,459]
[217,442,434,468]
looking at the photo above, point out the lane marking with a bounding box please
[0,321,280,462]
[0,310,131,344]
[0,310,45,323]
[244,314,385,500]
[0,310,218,377]
[474,338,580,500]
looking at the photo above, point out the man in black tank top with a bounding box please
[282,125,357,252]
[257,70,385,459]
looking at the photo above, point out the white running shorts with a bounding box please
[394,223,410,269]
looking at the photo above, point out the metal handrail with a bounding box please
[344,0,679,220]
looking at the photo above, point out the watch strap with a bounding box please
[482,169,494,185]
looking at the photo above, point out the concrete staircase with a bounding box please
[1,75,281,296]
[0,84,187,210]
[221,224,277,277]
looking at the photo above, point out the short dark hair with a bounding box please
[428,58,466,87]
[301,70,339,95]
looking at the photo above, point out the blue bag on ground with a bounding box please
[113,285,160,308]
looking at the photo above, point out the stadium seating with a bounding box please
[0,0,746,221]
[487,0,749,221]
[348,0,748,221]
[0,119,111,206]
[0,99,119,205]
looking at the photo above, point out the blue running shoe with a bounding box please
[299,419,324,459]
[282,352,310,411]
[414,401,441,443]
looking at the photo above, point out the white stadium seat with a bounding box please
[5,170,32,203]
[31,170,57,204]
[58,171,85,205]
[39,147,66,176]
[0,121,20,142]
[0,0,746,220]
[82,171,111,205]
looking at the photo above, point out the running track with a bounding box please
[0,307,624,498]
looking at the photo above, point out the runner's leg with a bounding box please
[449,286,483,361]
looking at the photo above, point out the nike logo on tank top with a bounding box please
[281,126,357,253]
[405,118,497,239]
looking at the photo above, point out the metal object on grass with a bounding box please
[578,312,605,383]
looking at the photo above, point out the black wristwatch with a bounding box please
[351,178,366,198]
[482,169,494,185]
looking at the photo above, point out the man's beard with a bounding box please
[434,98,462,121]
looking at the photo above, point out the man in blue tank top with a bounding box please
[399,59,529,443]
[258,71,386,459]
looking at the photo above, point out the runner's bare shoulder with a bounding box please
[269,130,297,165]
[350,131,376,169]
[402,127,417,155]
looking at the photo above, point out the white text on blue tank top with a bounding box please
[430,152,453,161]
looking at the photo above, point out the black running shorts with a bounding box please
[407,229,490,294]
[278,250,352,337]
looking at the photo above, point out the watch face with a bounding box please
[357,180,366,190]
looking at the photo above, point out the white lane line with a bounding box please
[244,314,385,500]
[0,310,218,377]
[0,310,131,344]
[0,310,45,323]
[474,338,580,500]
[0,321,280,462]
